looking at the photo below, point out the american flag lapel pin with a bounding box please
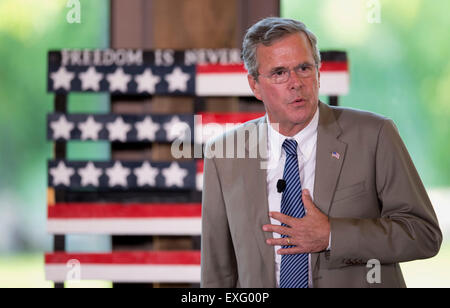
[331,151,340,160]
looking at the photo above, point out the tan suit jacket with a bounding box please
[201,101,442,288]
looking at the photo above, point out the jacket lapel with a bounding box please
[311,101,347,275]
[243,116,276,286]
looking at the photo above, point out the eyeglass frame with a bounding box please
[255,62,319,84]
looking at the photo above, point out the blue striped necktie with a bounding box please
[279,139,309,288]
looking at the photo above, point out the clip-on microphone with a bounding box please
[277,179,286,193]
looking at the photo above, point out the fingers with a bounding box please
[265,237,308,254]
[266,237,295,247]
[269,211,295,226]
[270,190,316,223]
[277,247,305,255]
[262,224,292,236]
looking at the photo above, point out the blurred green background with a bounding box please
[0,0,448,287]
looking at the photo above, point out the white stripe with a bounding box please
[45,264,200,283]
[47,218,201,235]
[196,173,203,191]
[197,72,349,96]
[319,72,349,95]
[196,73,252,96]
[195,123,241,144]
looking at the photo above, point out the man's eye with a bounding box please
[300,65,312,71]
[272,70,286,77]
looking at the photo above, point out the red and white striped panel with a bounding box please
[47,203,201,235]
[319,61,349,96]
[196,61,349,97]
[196,64,252,96]
[195,112,265,144]
[45,251,201,283]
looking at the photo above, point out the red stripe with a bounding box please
[197,63,247,74]
[197,112,265,124]
[48,203,201,218]
[320,61,348,72]
[196,160,204,173]
[45,251,201,265]
[197,62,346,74]
[197,62,346,73]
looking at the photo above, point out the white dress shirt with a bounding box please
[265,107,319,288]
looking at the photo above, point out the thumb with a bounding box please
[302,189,315,213]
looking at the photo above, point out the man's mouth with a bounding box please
[290,98,305,105]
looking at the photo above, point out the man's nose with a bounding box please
[288,70,304,89]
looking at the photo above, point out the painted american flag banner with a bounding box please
[47,202,202,235]
[48,160,199,190]
[47,49,247,96]
[47,112,265,144]
[319,51,349,96]
[47,113,194,143]
[45,251,201,283]
[47,49,349,96]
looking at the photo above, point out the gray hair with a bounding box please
[242,17,321,79]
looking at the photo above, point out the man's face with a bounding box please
[248,32,320,136]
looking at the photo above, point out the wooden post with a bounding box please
[329,96,339,106]
[53,93,67,289]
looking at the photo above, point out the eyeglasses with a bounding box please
[258,63,317,84]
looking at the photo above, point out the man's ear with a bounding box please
[247,74,262,101]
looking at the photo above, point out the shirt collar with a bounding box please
[266,106,319,163]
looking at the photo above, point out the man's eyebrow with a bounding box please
[295,61,315,68]
[269,62,315,73]
[269,66,287,73]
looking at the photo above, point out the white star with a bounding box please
[78,116,103,140]
[78,162,103,187]
[135,117,161,141]
[106,161,131,187]
[106,68,131,92]
[79,66,103,91]
[134,162,159,187]
[163,116,190,141]
[50,161,75,186]
[135,68,161,93]
[106,117,132,142]
[161,162,188,187]
[50,115,74,140]
[165,67,190,92]
[50,66,75,91]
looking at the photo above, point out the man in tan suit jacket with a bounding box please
[201,17,441,288]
